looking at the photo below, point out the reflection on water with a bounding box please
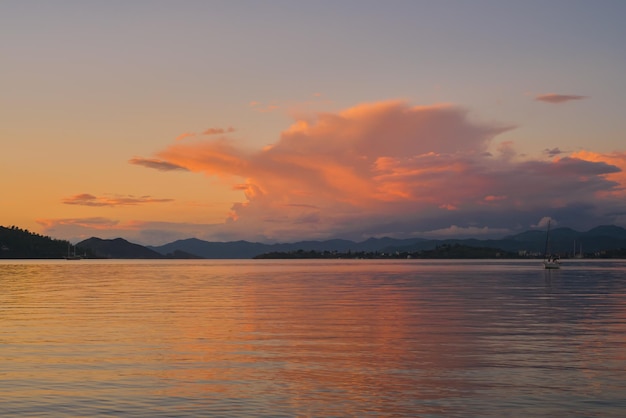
[1,259,625,416]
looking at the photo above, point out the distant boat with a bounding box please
[65,243,82,260]
[543,221,560,269]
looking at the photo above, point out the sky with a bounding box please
[2,0,626,245]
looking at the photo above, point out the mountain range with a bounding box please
[3,224,626,259]
[79,224,626,259]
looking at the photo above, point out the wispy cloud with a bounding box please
[544,147,564,157]
[37,217,119,230]
[128,157,189,171]
[175,132,196,141]
[37,218,226,245]
[535,93,587,104]
[62,193,174,207]
[422,225,511,238]
[249,101,281,113]
[203,127,235,136]
[175,127,236,141]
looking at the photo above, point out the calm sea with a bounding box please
[1,259,625,417]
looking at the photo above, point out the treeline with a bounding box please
[254,244,519,259]
[0,225,73,259]
[592,248,626,258]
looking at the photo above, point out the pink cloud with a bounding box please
[131,100,626,241]
[175,132,196,141]
[535,93,587,104]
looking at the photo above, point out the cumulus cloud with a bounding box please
[535,93,587,104]
[62,193,174,207]
[533,217,556,228]
[131,100,626,241]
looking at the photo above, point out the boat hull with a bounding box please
[543,261,560,269]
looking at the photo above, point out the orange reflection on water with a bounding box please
[150,262,484,415]
[4,260,624,416]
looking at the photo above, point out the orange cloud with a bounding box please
[569,151,626,197]
[62,193,174,207]
[132,100,626,241]
[535,93,587,104]
[154,138,249,178]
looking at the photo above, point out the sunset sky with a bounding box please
[2,0,626,245]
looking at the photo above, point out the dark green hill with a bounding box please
[0,225,70,259]
[149,238,268,259]
[77,237,164,259]
[3,223,626,259]
[76,237,202,259]
[586,225,626,240]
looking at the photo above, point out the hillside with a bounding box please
[0,226,72,259]
[77,237,163,259]
[76,237,201,259]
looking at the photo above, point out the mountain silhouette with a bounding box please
[2,224,626,259]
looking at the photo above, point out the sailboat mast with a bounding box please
[543,221,551,259]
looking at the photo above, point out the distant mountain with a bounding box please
[374,225,626,255]
[502,225,626,254]
[150,225,626,259]
[77,237,203,259]
[149,238,268,259]
[77,237,163,259]
[148,237,428,259]
[586,225,626,240]
[3,223,626,259]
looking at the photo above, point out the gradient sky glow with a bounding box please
[2,0,626,244]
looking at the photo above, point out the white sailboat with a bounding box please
[65,243,82,260]
[543,221,560,269]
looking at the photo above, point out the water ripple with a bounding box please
[1,259,625,417]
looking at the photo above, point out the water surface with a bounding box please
[1,259,625,416]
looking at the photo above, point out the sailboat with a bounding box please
[65,242,82,260]
[543,221,560,269]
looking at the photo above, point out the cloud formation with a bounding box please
[132,100,626,241]
[62,193,174,207]
[535,93,587,104]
